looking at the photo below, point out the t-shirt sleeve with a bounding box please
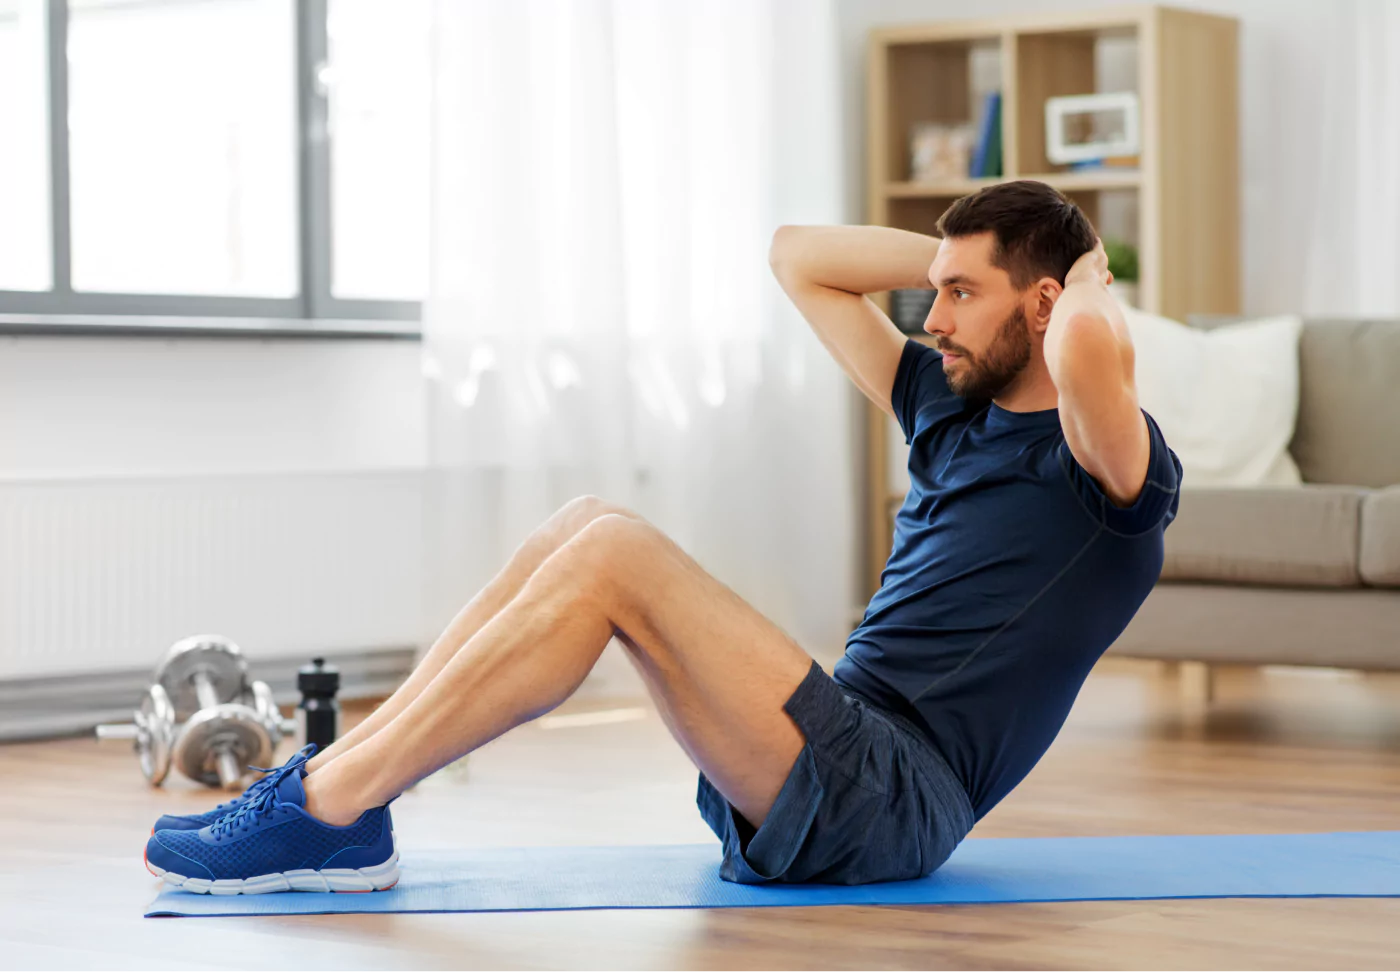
[891,337,958,445]
[1057,408,1183,536]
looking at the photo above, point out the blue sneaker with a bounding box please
[144,766,398,894]
[152,744,318,833]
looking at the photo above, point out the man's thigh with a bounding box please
[575,514,814,829]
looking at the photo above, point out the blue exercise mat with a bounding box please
[145,831,1400,917]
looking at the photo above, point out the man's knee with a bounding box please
[565,513,662,608]
[556,494,638,534]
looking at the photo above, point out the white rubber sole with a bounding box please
[147,835,400,896]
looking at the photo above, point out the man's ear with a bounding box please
[1029,277,1062,334]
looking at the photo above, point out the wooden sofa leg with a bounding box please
[1179,660,1215,709]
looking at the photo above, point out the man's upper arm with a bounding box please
[772,272,908,421]
[1050,312,1152,507]
[1057,407,1182,536]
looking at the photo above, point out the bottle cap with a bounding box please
[297,656,340,695]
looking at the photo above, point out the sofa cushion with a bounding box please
[1361,487,1400,587]
[1124,309,1302,486]
[1189,316,1400,488]
[1160,485,1366,587]
[1111,584,1400,670]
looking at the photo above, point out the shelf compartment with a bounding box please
[1013,26,1140,176]
[879,37,1004,184]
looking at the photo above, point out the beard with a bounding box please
[937,304,1032,401]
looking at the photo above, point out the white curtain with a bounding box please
[1304,0,1400,316]
[421,0,855,672]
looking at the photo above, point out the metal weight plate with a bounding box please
[171,703,273,788]
[135,683,176,786]
[248,680,283,746]
[155,634,248,719]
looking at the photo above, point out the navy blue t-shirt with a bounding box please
[834,338,1182,821]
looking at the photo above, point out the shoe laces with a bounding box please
[208,759,301,841]
[217,743,318,813]
[210,745,317,812]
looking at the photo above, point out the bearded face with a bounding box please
[934,303,1033,401]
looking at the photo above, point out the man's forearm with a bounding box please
[1049,277,1126,336]
[1044,277,1134,400]
[769,225,941,295]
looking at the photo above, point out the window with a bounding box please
[325,0,430,302]
[0,0,429,329]
[0,0,52,292]
[67,0,298,297]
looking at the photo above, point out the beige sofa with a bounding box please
[1110,316,1400,675]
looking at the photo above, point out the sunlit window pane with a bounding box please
[0,0,52,292]
[326,0,430,302]
[67,0,297,297]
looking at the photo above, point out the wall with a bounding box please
[0,333,433,683]
[834,0,1344,317]
[0,335,426,477]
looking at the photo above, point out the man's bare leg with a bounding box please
[302,513,813,829]
[305,496,639,774]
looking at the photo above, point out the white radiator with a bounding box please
[0,471,429,680]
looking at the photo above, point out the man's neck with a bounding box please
[991,361,1059,413]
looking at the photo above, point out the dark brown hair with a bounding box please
[935,180,1097,291]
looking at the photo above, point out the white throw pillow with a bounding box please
[1118,305,1304,487]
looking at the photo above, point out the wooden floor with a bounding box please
[2,656,1399,970]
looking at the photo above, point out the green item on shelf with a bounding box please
[983,98,1002,178]
[969,91,1002,178]
[1103,237,1139,282]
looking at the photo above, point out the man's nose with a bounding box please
[923,293,953,336]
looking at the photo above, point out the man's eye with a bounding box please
[955,289,969,299]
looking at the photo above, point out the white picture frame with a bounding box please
[1044,91,1140,165]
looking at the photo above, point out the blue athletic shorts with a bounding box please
[696,659,975,885]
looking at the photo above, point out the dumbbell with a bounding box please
[162,635,274,789]
[95,683,177,785]
[248,678,298,746]
[157,633,248,720]
[98,635,275,790]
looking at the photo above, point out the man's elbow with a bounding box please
[1049,313,1122,391]
[1059,310,1116,349]
[768,227,791,275]
[768,225,809,280]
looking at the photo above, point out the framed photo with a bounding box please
[1044,92,1140,165]
[909,122,977,181]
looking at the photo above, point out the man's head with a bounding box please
[925,180,1097,401]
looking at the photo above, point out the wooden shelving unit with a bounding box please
[862,4,1240,596]
[885,169,1144,199]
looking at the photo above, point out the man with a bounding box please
[145,180,1180,894]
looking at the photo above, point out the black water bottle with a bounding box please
[297,657,340,752]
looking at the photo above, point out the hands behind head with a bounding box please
[1065,238,1114,290]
